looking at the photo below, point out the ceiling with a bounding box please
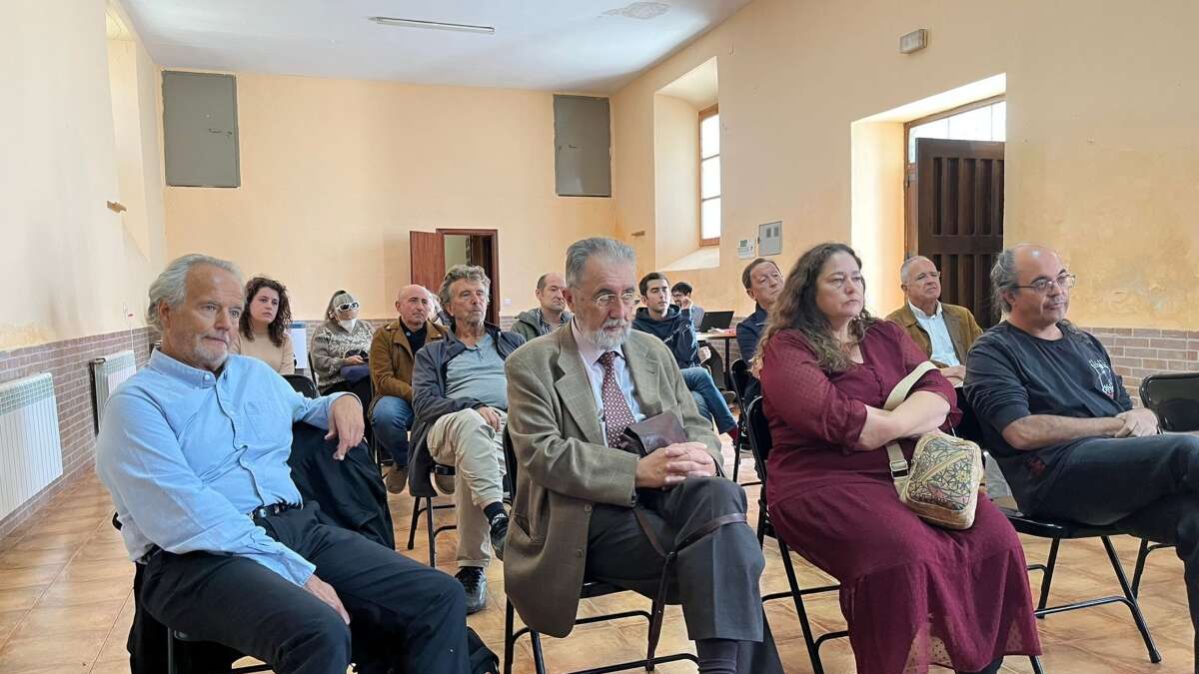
[119,0,751,93]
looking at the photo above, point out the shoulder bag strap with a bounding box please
[883,361,939,496]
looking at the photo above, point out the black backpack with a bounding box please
[468,626,499,674]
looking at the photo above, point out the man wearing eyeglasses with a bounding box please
[966,244,1199,670]
[886,255,984,387]
[502,238,783,673]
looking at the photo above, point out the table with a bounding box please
[697,330,736,390]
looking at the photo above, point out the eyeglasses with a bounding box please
[593,292,641,309]
[1013,273,1076,294]
[336,302,360,312]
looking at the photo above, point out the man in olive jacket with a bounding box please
[503,238,782,673]
[886,255,984,386]
[369,285,449,493]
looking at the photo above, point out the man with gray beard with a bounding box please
[502,238,782,673]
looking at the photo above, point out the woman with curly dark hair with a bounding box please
[231,276,295,374]
[756,242,1040,674]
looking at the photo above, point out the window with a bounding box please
[699,105,721,245]
[907,98,1005,163]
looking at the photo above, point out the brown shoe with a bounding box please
[383,465,407,494]
[433,470,456,495]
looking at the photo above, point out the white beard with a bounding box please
[589,319,631,350]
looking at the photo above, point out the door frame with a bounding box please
[436,228,501,326]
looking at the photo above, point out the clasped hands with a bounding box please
[634,442,717,489]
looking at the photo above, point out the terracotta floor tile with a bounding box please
[0,628,106,671]
[11,600,125,638]
[0,564,62,591]
[0,547,77,569]
[0,585,47,612]
[36,578,132,608]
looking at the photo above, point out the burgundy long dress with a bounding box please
[760,321,1041,674]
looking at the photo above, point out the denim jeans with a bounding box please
[370,396,414,467]
[681,367,737,434]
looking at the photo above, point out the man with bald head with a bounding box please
[886,255,983,386]
[966,244,1199,669]
[512,272,572,342]
[369,284,450,493]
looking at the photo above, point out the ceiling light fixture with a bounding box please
[368,16,495,35]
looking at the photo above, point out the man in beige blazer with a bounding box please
[504,238,782,674]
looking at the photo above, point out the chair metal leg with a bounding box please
[756,506,767,549]
[426,496,437,567]
[167,631,179,674]
[406,496,424,550]
[1131,537,1151,598]
[779,539,825,674]
[732,444,742,482]
[1028,654,1044,674]
[1100,536,1162,663]
[1036,538,1061,614]
[504,599,516,674]
[530,631,548,674]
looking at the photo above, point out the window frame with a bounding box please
[903,94,1005,165]
[698,104,721,247]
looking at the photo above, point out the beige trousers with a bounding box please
[428,408,507,568]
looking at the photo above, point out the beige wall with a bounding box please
[653,95,701,268]
[612,0,1199,328]
[1,0,166,350]
[164,74,616,321]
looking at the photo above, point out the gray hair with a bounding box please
[439,264,491,306]
[565,237,636,288]
[990,248,1019,318]
[146,254,242,330]
[900,255,934,284]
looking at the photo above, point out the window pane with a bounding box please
[947,105,992,141]
[991,101,1006,142]
[908,118,948,160]
[701,114,720,158]
[701,198,721,240]
[701,157,721,199]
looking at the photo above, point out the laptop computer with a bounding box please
[697,310,733,332]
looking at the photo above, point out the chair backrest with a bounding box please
[1140,372,1199,432]
[307,352,320,388]
[283,373,319,399]
[503,427,519,500]
[729,359,751,409]
[744,396,771,484]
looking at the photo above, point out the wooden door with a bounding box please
[916,138,1004,327]
[409,231,445,296]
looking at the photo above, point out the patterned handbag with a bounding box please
[883,361,984,530]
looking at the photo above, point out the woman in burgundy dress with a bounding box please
[757,243,1040,674]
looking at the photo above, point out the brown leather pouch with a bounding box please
[618,412,688,457]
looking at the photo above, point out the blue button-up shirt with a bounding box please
[96,350,347,586]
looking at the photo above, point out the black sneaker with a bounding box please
[489,512,509,562]
[455,566,488,614]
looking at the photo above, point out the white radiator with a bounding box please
[90,350,137,433]
[0,373,64,521]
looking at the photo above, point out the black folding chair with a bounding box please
[501,430,699,674]
[726,360,760,486]
[406,463,458,567]
[743,397,846,674]
[283,373,318,399]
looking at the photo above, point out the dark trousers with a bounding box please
[1027,433,1199,671]
[139,505,469,674]
[585,477,783,674]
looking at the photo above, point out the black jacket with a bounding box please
[632,305,699,369]
[408,322,525,496]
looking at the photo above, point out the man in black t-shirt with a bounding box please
[966,244,1199,669]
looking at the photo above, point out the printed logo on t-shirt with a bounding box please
[1089,359,1116,398]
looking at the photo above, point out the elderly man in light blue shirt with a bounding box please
[96,254,469,674]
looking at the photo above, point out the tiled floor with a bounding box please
[0,446,1193,673]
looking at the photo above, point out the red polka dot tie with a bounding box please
[599,351,636,449]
